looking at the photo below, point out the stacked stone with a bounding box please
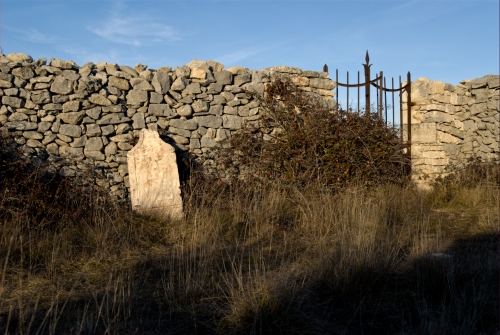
[404,75,499,182]
[0,53,336,200]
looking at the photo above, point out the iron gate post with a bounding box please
[363,51,371,116]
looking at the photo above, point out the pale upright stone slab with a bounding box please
[127,129,183,219]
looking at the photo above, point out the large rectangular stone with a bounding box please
[412,123,437,144]
[127,129,183,219]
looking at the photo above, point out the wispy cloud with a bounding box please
[89,14,182,46]
[58,45,137,66]
[214,49,262,66]
[4,25,59,44]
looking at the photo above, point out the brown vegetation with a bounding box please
[204,75,410,188]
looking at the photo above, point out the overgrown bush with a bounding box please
[434,156,500,188]
[209,75,410,189]
[0,133,112,229]
[429,156,500,207]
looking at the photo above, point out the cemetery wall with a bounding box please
[0,52,497,198]
[0,52,336,200]
[402,75,499,184]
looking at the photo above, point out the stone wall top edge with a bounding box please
[0,52,330,79]
[415,74,499,88]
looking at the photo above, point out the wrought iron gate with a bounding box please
[334,51,412,158]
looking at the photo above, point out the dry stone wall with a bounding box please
[0,52,336,200]
[402,75,499,184]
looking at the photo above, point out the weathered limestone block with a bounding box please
[97,114,131,125]
[4,88,18,96]
[62,100,80,112]
[436,124,465,139]
[59,124,82,137]
[127,129,183,219]
[126,90,148,104]
[193,115,222,128]
[139,70,154,82]
[148,104,174,117]
[50,59,75,70]
[37,122,52,132]
[8,112,29,121]
[151,72,170,95]
[234,73,252,87]
[26,139,44,148]
[71,135,87,148]
[171,134,189,144]
[118,66,138,78]
[86,107,102,120]
[470,103,487,115]
[437,131,461,144]
[108,76,130,91]
[58,111,85,125]
[6,53,33,63]
[183,83,201,96]
[171,77,189,91]
[190,67,206,80]
[59,146,84,160]
[200,136,217,148]
[43,103,63,111]
[226,66,249,75]
[2,96,24,108]
[131,78,154,91]
[85,137,104,151]
[12,67,35,80]
[169,126,191,138]
[116,123,132,134]
[412,123,437,144]
[209,104,223,116]
[105,142,118,155]
[309,78,336,90]
[0,80,13,88]
[31,91,51,104]
[110,133,133,142]
[85,150,105,160]
[50,77,73,95]
[192,100,209,113]
[89,93,112,106]
[222,115,243,130]
[177,105,193,117]
[150,92,164,104]
[23,131,43,140]
[169,118,198,130]
[132,113,146,129]
[86,124,102,136]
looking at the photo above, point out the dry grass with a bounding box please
[0,140,498,334]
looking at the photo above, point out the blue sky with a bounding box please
[2,0,498,88]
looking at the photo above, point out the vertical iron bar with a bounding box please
[399,75,403,140]
[376,78,379,117]
[346,71,349,112]
[357,71,360,114]
[392,77,395,129]
[336,69,339,112]
[407,71,412,162]
[364,53,371,116]
[379,71,383,118]
[384,77,388,125]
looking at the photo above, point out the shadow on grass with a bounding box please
[1,231,497,335]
